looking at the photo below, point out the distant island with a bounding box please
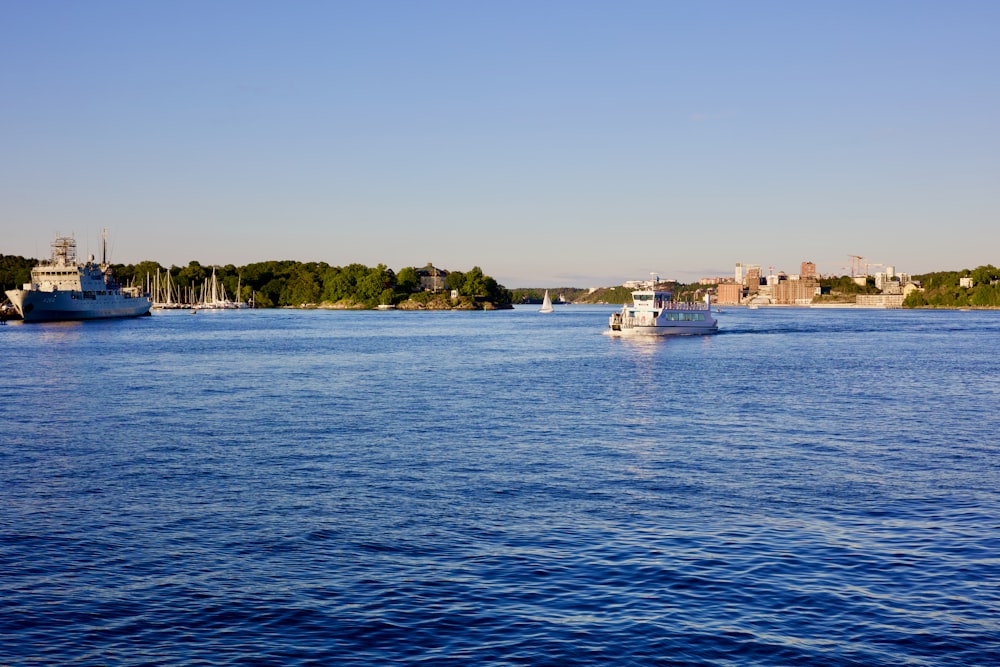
[3,253,999,310]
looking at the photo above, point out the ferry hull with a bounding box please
[6,289,152,322]
[610,323,718,336]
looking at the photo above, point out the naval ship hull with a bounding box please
[6,289,152,322]
[7,232,152,323]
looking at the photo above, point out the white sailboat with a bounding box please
[539,290,554,313]
[197,267,245,309]
[151,268,184,309]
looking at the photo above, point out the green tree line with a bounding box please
[0,255,512,309]
[903,265,1000,308]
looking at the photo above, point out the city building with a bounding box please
[745,266,762,294]
[717,283,744,305]
[771,276,820,305]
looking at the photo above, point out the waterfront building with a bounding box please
[717,282,744,305]
[772,277,820,305]
[417,264,449,292]
[856,294,905,308]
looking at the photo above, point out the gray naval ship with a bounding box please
[5,233,151,322]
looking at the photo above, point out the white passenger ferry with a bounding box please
[609,277,718,336]
[5,233,151,322]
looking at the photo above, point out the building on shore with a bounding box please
[770,276,821,305]
[716,282,744,305]
[856,294,905,308]
[417,264,449,292]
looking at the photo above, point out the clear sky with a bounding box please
[2,1,997,287]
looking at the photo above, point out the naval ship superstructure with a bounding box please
[4,233,151,322]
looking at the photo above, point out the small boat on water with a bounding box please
[4,232,151,322]
[1,300,17,322]
[539,290,554,313]
[609,276,717,336]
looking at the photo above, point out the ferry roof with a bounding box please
[632,288,673,298]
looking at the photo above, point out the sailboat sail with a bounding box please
[539,290,554,313]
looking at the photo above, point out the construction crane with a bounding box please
[848,255,864,278]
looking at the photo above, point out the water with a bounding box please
[2,306,998,665]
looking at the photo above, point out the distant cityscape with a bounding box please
[628,259,924,308]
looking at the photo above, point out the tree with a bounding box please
[323,263,367,302]
[356,265,394,305]
[970,283,1000,307]
[439,266,511,304]
[461,266,487,297]
[176,261,209,296]
[256,279,283,308]
[0,254,34,292]
[971,265,1000,287]
[445,270,465,294]
[903,290,927,308]
[122,260,164,290]
[395,266,420,294]
[281,265,321,305]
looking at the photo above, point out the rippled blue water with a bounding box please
[2,306,999,665]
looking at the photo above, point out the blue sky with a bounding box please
[2,1,997,287]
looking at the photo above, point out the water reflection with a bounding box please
[34,321,85,343]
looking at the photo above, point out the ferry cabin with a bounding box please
[623,289,712,324]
